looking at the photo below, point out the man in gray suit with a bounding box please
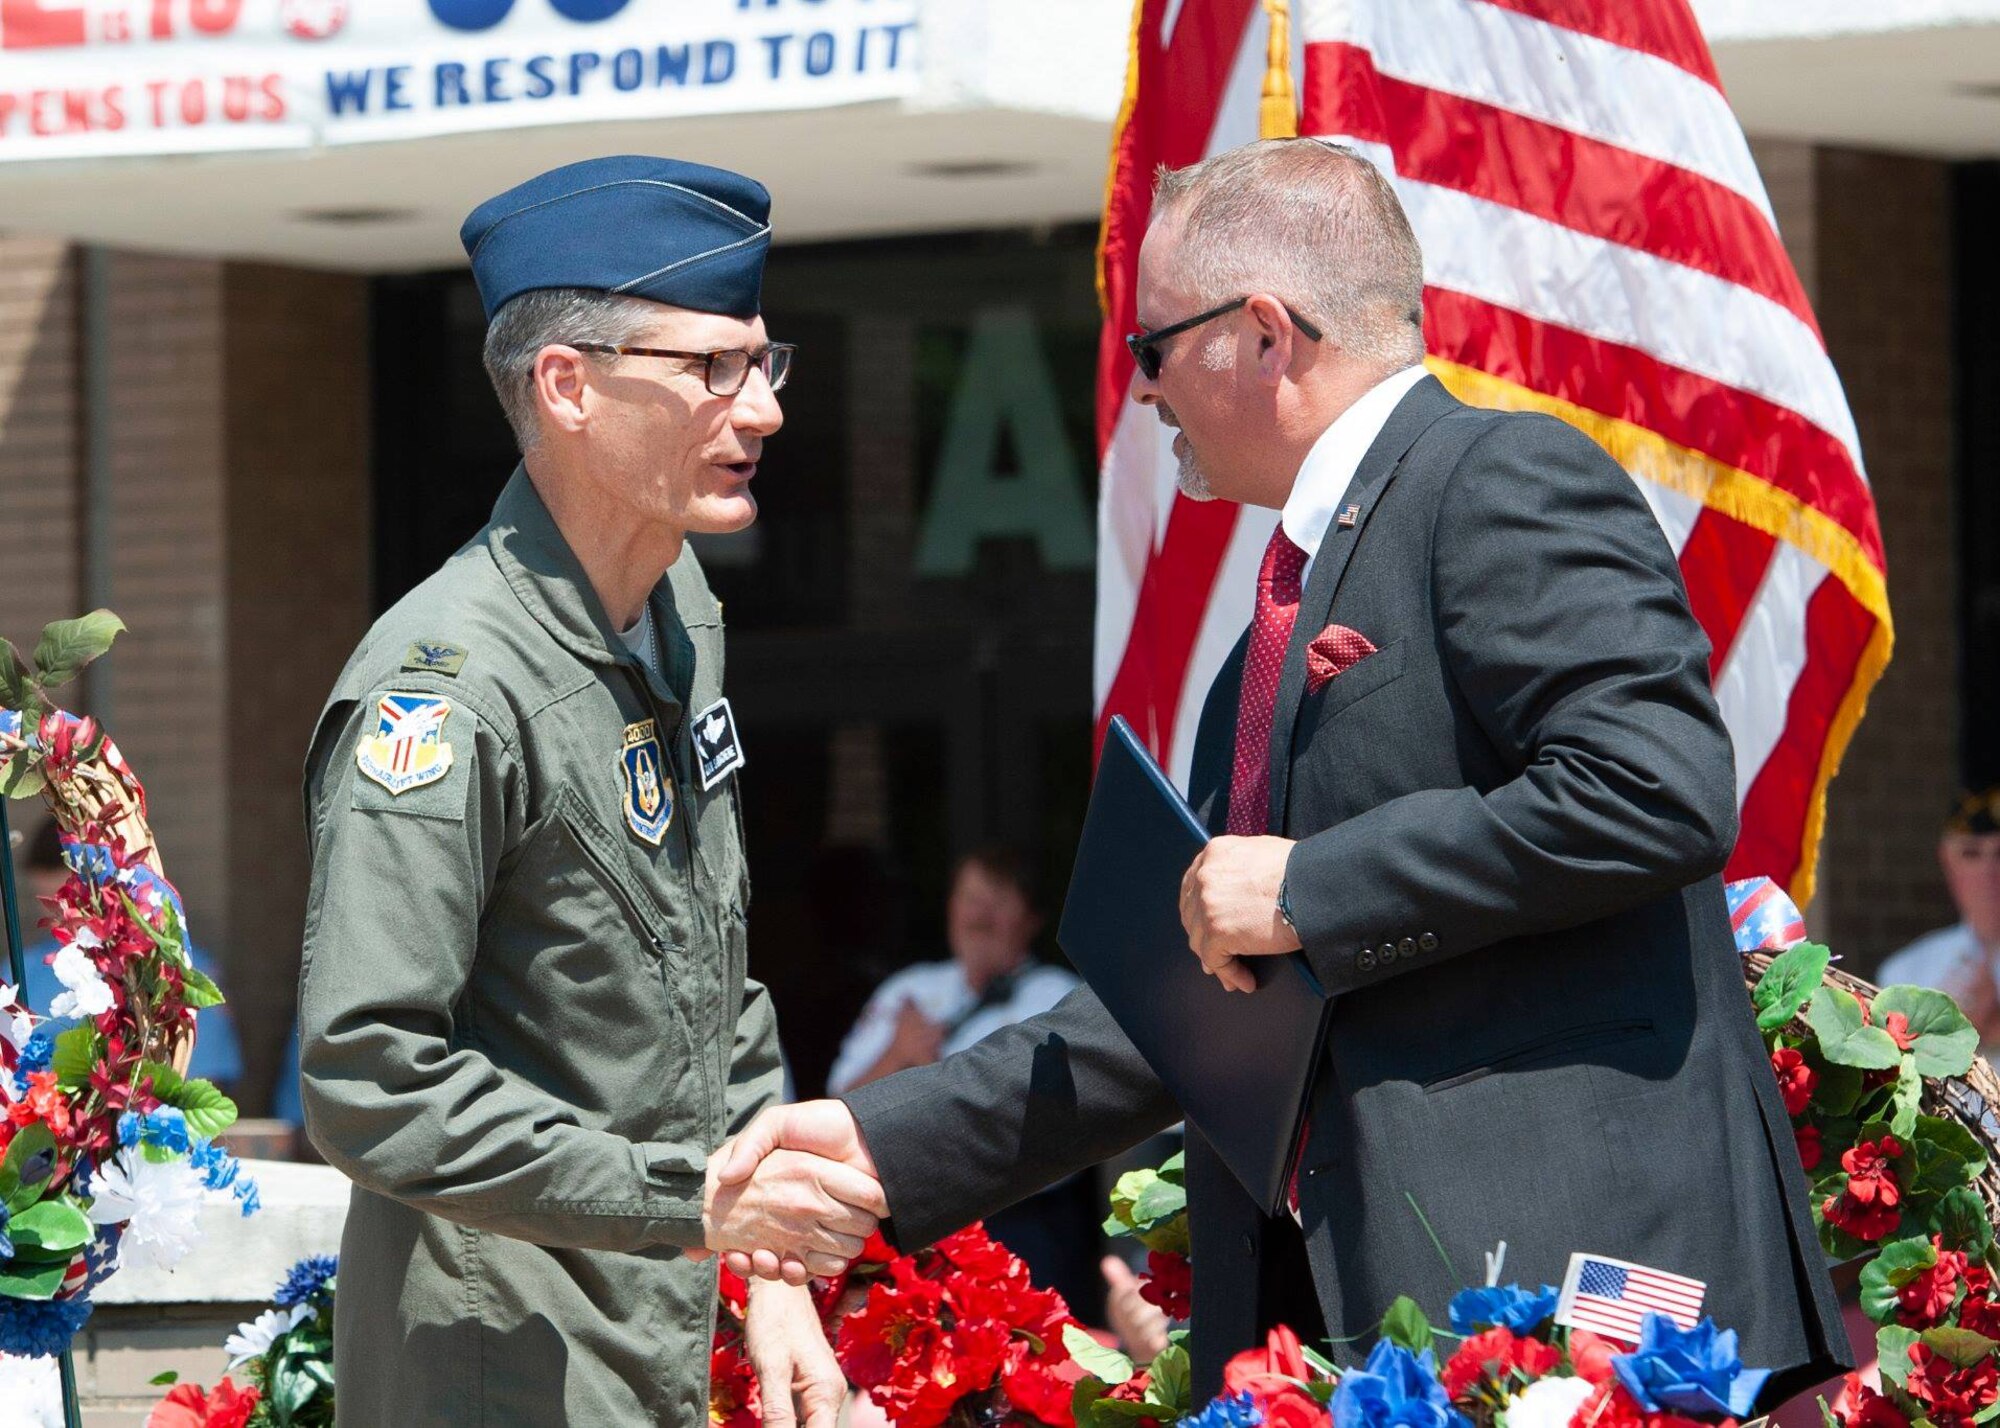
[719,139,1848,1404]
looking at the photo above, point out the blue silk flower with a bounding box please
[1611,1316,1770,1420]
[1331,1341,1472,1428]
[1447,1284,1560,1335]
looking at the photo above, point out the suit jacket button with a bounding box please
[1242,1233,1257,1258]
[1357,948,1377,971]
[1398,937,1416,959]
[1419,932,1439,952]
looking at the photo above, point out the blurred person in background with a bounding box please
[1876,787,2000,1046]
[8,817,244,1095]
[827,846,1100,1316]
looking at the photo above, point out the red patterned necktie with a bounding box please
[1225,525,1316,1220]
[1226,525,1308,837]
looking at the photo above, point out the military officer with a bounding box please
[298,157,872,1426]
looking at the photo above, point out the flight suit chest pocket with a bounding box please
[554,787,682,961]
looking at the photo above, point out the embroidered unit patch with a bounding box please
[355,693,455,795]
[620,718,674,845]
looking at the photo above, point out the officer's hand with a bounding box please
[1180,835,1300,993]
[715,1102,883,1284]
[703,1114,886,1284]
[744,1278,845,1428]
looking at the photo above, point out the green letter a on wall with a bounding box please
[914,307,1094,576]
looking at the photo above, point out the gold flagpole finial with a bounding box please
[1260,0,1298,139]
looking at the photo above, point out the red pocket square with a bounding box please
[1306,625,1379,692]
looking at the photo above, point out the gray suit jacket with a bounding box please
[844,377,1848,1405]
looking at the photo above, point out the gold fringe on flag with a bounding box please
[1260,0,1298,139]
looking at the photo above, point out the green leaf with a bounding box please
[271,1355,318,1416]
[1937,1186,1994,1257]
[0,755,47,801]
[1893,1054,1924,1140]
[0,1255,71,1300]
[149,1372,181,1387]
[180,963,225,1010]
[1812,1061,1867,1118]
[1874,986,1981,1079]
[1089,1401,1179,1421]
[7,1199,93,1256]
[1064,1323,1136,1386]
[1877,1326,1922,1386]
[32,609,124,689]
[52,1025,101,1091]
[1809,987,1903,1070]
[1131,1176,1187,1229]
[1381,1295,1434,1354]
[1861,1237,1939,1324]
[3,1122,56,1188]
[0,639,44,729]
[140,1059,185,1102]
[1817,1395,1840,1428]
[1071,1376,1109,1426]
[1921,1327,2000,1368]
[1155,1151,1185,1184]
[170,1077,238,1140]
[1756,943,1832,1030]
[1145,1344,1193,1417]
[1104,1168,1156,1236]
[1914,1115,1989,1185]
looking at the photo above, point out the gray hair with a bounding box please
[481,287,664,450]
[1151,139,1425,370]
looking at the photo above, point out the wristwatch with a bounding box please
[1276,877,1298,934]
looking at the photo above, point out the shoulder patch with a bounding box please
[355,693,456,795]
[401,640,467,677]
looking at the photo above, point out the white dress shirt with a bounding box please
[1283,363,1430,588]
[826,960,1080,1094]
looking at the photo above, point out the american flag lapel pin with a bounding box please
[1336,504,1360,529]
[1554,1251,1706,1341]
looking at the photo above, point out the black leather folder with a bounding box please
[1057,715,1332,1217]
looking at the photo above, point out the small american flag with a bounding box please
[1555,1253,1706,1342]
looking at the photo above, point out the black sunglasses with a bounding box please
[1126,297,1324,381]
[569,342,795,396]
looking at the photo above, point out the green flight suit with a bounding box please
[298,468,780,1425]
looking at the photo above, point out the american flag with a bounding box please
[1725,875,1809,954]
[1092,0,1889,906]
[1556,1252,1707,1341]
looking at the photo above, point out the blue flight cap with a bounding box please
[460,155,772,320]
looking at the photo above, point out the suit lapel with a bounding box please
[1265,375,1459,832]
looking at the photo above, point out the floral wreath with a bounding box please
[0,613,254,1362]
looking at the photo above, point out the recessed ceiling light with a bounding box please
[291,206,421,226]
[907,160,1038,180]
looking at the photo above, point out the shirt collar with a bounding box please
[485,468,700,713]
[1280,363,1429,566]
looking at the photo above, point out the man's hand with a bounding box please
[1180,835,1300,993]
[703,1103,886,1282]
[744,1278,845,1428]
[886,998,946,1071]
[715,1102,881,1285]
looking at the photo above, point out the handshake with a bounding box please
[697,1099,889,1283]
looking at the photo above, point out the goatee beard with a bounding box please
[1176,451,1214,502]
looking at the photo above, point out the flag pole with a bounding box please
[1260,0,1298,139]
[0,800,86,1428]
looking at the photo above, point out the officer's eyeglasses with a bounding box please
[569,342,795,396]
[1126,298,1322,381]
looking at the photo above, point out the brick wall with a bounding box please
[0,238,82,712]
[221,263,371,1113]
[1812,149,1960,971]
[97,253,231,963]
